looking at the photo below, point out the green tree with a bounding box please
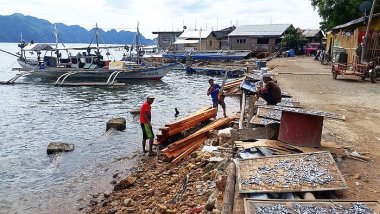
[310,0,379,31]
[280,26,308,53]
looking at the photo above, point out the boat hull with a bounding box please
[163,51,251,61]
[19,63,177,82]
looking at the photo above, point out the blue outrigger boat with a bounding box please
[163,50,251,61]
[186,65,245,77]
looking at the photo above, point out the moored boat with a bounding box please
[9,24,176,85]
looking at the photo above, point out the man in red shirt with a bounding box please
[140,95,155,155]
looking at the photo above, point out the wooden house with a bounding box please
[328,13,380,64]
[301,29,325,43]
[228,24,292,52]
[173,30,219,51]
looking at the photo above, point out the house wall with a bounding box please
[155,32,182,50]
[177,35,220,51]
[229,36,278,52]
[229,36,253,50]
[331,17,380,64]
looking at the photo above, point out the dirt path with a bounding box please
[269,56,380,200]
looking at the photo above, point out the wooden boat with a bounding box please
[10,24,176,85]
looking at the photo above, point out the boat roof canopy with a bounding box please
[23,44,54,51]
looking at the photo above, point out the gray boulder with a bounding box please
[106,117,126,131]
[47,142,74,155]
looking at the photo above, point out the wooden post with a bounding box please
[221,162,236,214]
[361,0,377,63]
[239,92,246,129]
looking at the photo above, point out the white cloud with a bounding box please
[0,0,322,39]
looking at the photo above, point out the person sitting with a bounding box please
[257,74,282,105]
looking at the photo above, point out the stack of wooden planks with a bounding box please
[163,116,237,163]
[155,107,217,145]
[223,78,245,96]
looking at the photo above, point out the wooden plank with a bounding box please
[171,136,207,163]
[255,99,302,108]
[244,199,380,214]
[249,115,279,125]
[260,105,346,121]
[156,107,216,144]
[238,151,348,194]
[221,162,236,214]
[166,117,236,151]
[231,128,267,141]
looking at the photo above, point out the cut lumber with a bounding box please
[163,117,237,162]
[166,117,236,151]
[155,106,216,144]
[221,162,236,214]
[172,136,207,163]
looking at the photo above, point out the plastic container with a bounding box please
[288,49,295,57]
[256,60,267,69]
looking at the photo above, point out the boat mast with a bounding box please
[95,23,100,57]
[136,22,141,63]
[54,24,59,62]
[54,25,58,50]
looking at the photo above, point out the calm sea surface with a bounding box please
[0,42,240,213]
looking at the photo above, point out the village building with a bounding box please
[171,26,236,51]
[151,31,183,50]
[228,24,292,52]
[327,13,380,64]
[301,29,325,43]
[172,30,216,51]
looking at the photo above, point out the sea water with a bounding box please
[0,43,240,213]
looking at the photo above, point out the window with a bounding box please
[236,39,246,44]
[162,36,170,44]
[257,38,269,44]
[209,40,212,47]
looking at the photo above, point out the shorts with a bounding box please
[262,93,278,105]
[213,98,226,108]
[141,123,154,140]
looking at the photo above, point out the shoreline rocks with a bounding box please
[47,142,74,155]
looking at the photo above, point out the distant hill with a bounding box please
[0,13,154,45]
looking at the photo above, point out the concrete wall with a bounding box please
[229,36,278,52]
[156,32,182,49]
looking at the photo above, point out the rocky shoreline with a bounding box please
[83,128,234,214]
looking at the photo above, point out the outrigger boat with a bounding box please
[8,24,177,86]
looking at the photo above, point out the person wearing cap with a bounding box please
[207,78,227,118]
[140,95,156,155]
[257,74,282,105]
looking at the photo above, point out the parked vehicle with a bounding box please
[305,43,321,56]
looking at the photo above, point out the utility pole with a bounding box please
[361,0,377,63]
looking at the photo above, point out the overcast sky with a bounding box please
[0,0,322,39]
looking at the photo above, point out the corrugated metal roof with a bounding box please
[228,24,291,36]
[178,30,212,39]
[302,29,322,37]
[333,13,380,30]
[173,39,200,44]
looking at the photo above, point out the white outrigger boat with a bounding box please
[8,24,177,86]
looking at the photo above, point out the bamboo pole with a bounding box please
[361,0,377,63]
[239,92,246,129]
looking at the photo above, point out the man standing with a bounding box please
[207,79,227,118]
[140,95,155,155]
[257,74,282,105]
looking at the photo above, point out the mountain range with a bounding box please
[0,13,154,45]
